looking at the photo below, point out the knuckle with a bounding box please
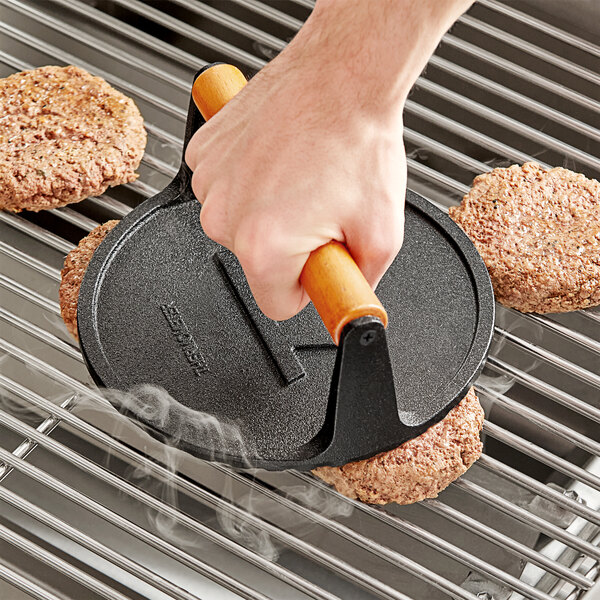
[199,200,226,244]
[233,219,278,279]
[190,168,207,201]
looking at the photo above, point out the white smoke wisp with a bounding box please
[74,383,356,561]
[78,383,285,558]
[282,483,354,520]
[477,306,543,398]
[215,476,279,561]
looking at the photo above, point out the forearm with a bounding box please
[278,0,473,120]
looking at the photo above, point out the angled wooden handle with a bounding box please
[191,64,388,345]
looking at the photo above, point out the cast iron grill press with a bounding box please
[78,64,495,471]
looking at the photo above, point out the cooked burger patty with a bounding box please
[59,220,119,340]
[313,387,483,505]
[0,65,146,212]
[449,162,600,313]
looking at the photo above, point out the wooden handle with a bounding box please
[300,242,387,344]
[191,64,388,345]
[192,63,248,119]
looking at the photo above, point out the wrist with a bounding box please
[276,0,472,122]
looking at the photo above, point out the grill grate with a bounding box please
[0,1,599,599]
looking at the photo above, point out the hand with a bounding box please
[185,0,472,321]
[186,62,406,321]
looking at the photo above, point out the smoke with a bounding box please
[74,383,354,562]
[79,384,293,560]
[476,307,543,399]
[216,475,279,560]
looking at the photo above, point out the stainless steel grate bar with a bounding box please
[1,0,191,92]
[582,310,600,324]
[477,454,600,526]
[278,471,569,600]
[220,468,546,600]
[518,312,600,355]
[0,274,61,317]
[0,560,67,600]
[453,477,600,560]
[415,77,600,171]
[428,54,600,140]
[0,240,61,282]
[229,0,304,30]
[485,356,600,424]
[495,327,600,389]
[0,449,278,600]
[5,373,596,597]
[142,153,179,178]
[144,122,185,149]
[407,159,470,196]
[477,386,600,456]
[422,497,595,588]
[54,208,100,232]
[460,14,600,85]
[0,212,74,255]
[483,422,600,494]
[0,486,212,600]
[405,99,540,166]
[86,196,132,219]
[0,415,407,600]
[0,395,75,482]
[0,522,132,600]
[108,0,266,70]
[46,0,204,71]
[0,49,29,72]
[404,128,492,173]
[125,179,161,198]
[0,376,410,600]
[0,308,80,361]
[478,0,600,57]
[168,0,287,51]
[0,338,101,400]
[2,373,593,592]
[442,33,600,111]
[0,392,451,600]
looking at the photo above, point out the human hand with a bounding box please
[186,59,406,321]
[185,0,472,321]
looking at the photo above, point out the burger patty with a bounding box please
[449,162,600,313]
[313,387,483,505]
[0,65,146,212]
[59,220,119,340]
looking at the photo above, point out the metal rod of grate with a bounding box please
[0,371,594,593]
[1,1,599,599]
[1,330,600,592]
[0,522,132,600]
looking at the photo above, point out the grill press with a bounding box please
[78,63,494,470]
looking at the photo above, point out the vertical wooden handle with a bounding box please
[191,64,388,345]
[192,63,248,119]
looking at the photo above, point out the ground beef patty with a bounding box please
[449,162,600,313]
[0,65,146,212]
[313,388,483,505]
[59,220,119,340]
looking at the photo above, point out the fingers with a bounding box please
[343,200,405,289]
[232,218,312,321]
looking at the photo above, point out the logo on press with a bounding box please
[160,301,209,376]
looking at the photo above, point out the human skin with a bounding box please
[185,0,474,321]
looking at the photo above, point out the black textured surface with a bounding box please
[78,68,495,470]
